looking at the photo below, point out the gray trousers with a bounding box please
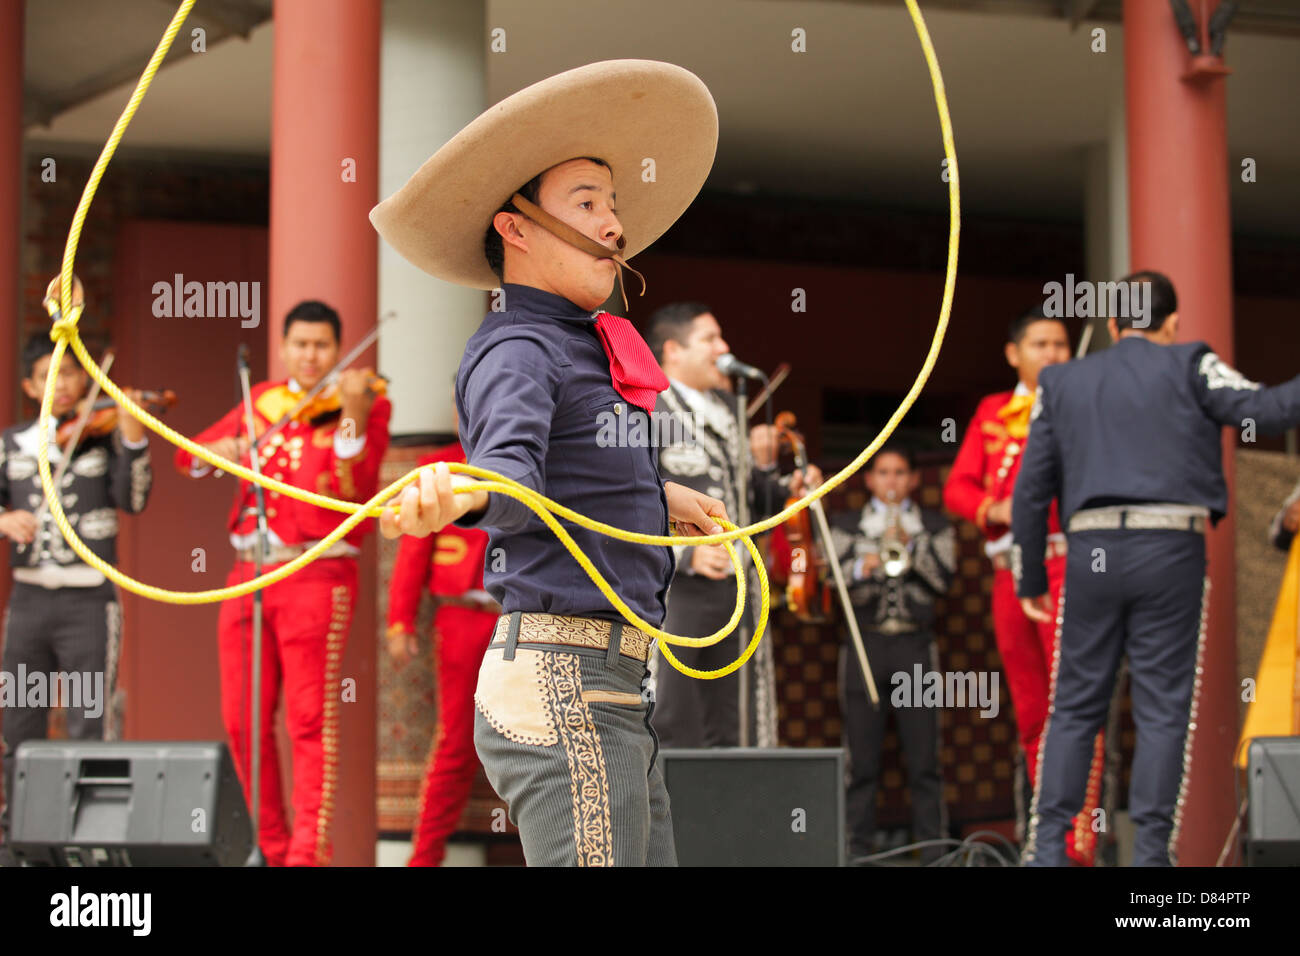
[1,580,122,837]
[473,614,676,866]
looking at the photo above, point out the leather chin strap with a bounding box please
[510,192,646,312]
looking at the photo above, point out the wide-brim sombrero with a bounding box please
[369,59,718,290]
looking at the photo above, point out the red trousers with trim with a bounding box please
[991,559,1105,865]
[218,557,356,867]
[408,604,497,866]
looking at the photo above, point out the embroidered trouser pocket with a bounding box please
[474,648,557,747]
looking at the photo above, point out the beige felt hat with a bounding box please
[369,59,718,290]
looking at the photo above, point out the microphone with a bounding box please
[716,353,767,382]
[237,342,251,372]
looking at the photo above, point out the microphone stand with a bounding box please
[733,379,753,748]
[236,345,269,867]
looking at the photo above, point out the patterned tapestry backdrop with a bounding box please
[374,451,1141,839]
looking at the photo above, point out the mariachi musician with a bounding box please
[943,304,1106,865]
[644,301,820,748]
[176,300,391,867]
[1,310,156,857]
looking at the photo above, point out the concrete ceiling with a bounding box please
[22,0,1300,238]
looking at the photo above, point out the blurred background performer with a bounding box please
[0,335,153,857]
[646,302,820,748]
[1013,271,1300,867]
[943,306,1106,865]
[385,405,498,867]
[830,443,955,863]
[176,300,391,866]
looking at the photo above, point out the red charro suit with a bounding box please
[945,388,1106,865]
[386,442,497,866]
[176,380,391,866]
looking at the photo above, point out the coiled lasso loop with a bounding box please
[37,0,958,680]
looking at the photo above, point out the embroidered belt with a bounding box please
[489,612,654,663]
[234,540,356,563]
[993,537,1066,570]
[1068,505,1209,535]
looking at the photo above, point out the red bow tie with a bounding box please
[593,312,668,414]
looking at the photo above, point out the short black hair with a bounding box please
[1114,270,1177,332]
[869,441,916,472]
[645,301,711,364]
[283,300,340,342]
[1009,303,1067,345]
[482,157,611,282]
[22,333,57,378]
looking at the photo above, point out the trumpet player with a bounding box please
[830,443,955,862]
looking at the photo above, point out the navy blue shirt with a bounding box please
[454,283,675,626]
[1012,336,1300,597]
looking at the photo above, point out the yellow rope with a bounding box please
[37,0,959,681]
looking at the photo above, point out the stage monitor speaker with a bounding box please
[9,740,252,866]
[1247,736,1300,866]
[660,747,844,866]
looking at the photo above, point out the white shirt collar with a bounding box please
[1014,380,1031,397]
[669,377,715,408]
[870,495,913,512]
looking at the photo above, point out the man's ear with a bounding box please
[1004,341,1019,370]
[661,338,681,367]
[494,211,529,255]
[1106,317,1119,341]
[1163,311,1180,341]
[907,471,921,494]
[19,377,38,402]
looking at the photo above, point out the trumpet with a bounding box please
[879,489,911,578]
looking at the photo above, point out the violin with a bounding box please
[57,390,177,445]
[248,316,394,453]
[251,374,388,442]
[293,375,388,424]
[771,411,833,623]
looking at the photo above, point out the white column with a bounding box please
[1082,64,1129,352]
[378,0,486,436]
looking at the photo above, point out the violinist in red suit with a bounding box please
[386,422,499,866]
[176,300,391,867]
[944,306,1106,866]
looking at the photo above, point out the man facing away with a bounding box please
[1013,270,1300,866]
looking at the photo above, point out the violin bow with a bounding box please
[23,351,116,551]
[251,311,394,452]
[786,429,881,709]
[746,363,790,420]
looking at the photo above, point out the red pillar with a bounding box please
[1125,0,1237,866]
[270,0,381,866]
